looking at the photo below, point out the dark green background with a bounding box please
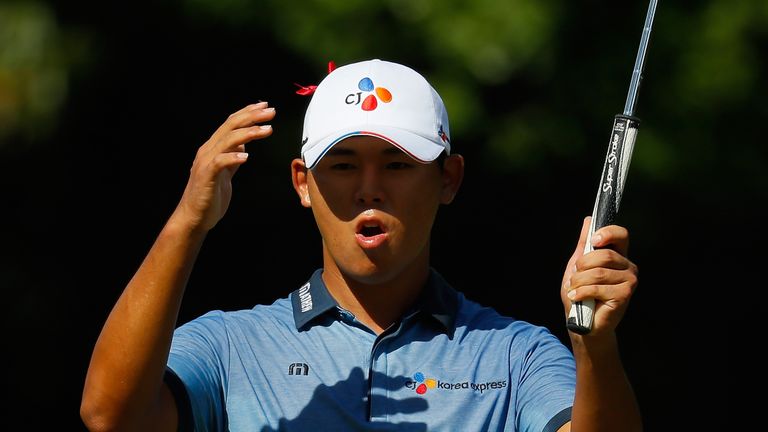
[3,0,758,429]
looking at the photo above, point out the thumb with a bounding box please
[563,216,592,286]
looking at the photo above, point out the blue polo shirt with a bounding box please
[166,269,575,431]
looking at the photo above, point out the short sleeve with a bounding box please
[515,326,576,432]
[167,311,231,432]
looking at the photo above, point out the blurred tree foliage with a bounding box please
[0,1,88,145]
[2,0,766,188]
[179,0,768,195]
[2,3,758,428]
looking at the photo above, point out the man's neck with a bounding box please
[321,260,430,335]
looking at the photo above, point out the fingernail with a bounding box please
[564,278,571,289]
[567,290,576,300]
[591,234,602,246]
[260,125,272,130]
[236,152,249,159]
[263,107,275,113]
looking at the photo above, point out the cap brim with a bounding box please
[302,125,447,169]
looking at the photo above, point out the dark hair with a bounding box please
[435,150,448,171]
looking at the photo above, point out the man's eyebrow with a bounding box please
[382,147,405,155]
[324,147,355,157]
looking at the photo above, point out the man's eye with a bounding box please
[330,162,355,170]
[386,161,413,169]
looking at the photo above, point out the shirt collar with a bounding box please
[415,268,459,334]
[291,268,459,334]
[291,269,338,330]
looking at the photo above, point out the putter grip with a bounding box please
[566,114,639,334]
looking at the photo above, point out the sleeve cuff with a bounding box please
[163,367,193,432]
[542,406,572,432]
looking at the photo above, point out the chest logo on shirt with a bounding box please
[405,371,508,395]
[406,372,437,394]
[288,362,310,376]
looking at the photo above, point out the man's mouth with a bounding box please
[355,218,388,249]
[359,224,384,238]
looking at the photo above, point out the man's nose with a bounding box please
[354,166,384,204]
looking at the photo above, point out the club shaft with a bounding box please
[624,0,658,116]
[567,0,658,334]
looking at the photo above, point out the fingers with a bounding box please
[217,124,274,154]
[575,215,591,256]
[579,247,635,271]
[561,216,637,311]
[566,280,635,305]
[218,102,276,134]
[193,102,276,168]
[562,217,632,291]
[210,151,251,171]
[175,102,276,231]
[567,260,637,291]
[567,235,637,286]
[203,103,276,156]
[562,216,591,288]
[591,224,630,256]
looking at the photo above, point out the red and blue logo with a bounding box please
[438,124,449,144]
[407,371,437,395]
[345,77,392,111]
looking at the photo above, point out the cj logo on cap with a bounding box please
[345,77,392,111]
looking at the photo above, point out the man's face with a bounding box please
[299,136,460,285]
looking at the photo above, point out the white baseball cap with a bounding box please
[300,59,451,169]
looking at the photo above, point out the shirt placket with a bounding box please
[367,319,406,422]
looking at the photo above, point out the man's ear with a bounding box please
[440,154,465,204]
[291,158,311,207]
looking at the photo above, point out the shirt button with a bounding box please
[338,308,355,321]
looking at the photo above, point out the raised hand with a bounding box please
[173,102,276,232]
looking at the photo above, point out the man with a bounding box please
[81,59,641,431]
